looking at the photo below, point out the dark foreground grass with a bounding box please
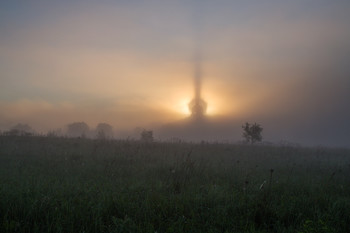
[0,136,350,232]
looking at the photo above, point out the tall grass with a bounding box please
[0,136,349,232]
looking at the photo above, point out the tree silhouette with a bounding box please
[96,123,113,139]
[140,130,153,142]
[242,122,263,144]
[67,122,89,138]
[4,123,35,136]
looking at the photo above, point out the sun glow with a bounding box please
[173,96,220,117]
[200,89,230,116]
[206,104,216,115]
[176,98,192,116]
[179,97,218,117]
[167,82,232,118]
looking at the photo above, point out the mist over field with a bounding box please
[1,0,350,147]
[1,2,350,232]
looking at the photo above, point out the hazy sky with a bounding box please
[1,0,350,146]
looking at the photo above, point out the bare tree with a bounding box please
[67,122,89,138]
[242,122,263,144]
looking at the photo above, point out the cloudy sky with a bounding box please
[1,0,350,146]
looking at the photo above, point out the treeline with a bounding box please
[0,122,154,142]
[1,121,267,145]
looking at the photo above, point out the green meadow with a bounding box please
[0,136,349,232]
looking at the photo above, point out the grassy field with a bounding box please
[0,136,349,232]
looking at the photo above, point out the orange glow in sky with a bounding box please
[1,1,350,146]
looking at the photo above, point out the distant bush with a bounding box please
[242,122,263,144]
[3,123,35,136]
[67,122,89,138]
[140,130,153,142]
[96,123,113,140]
